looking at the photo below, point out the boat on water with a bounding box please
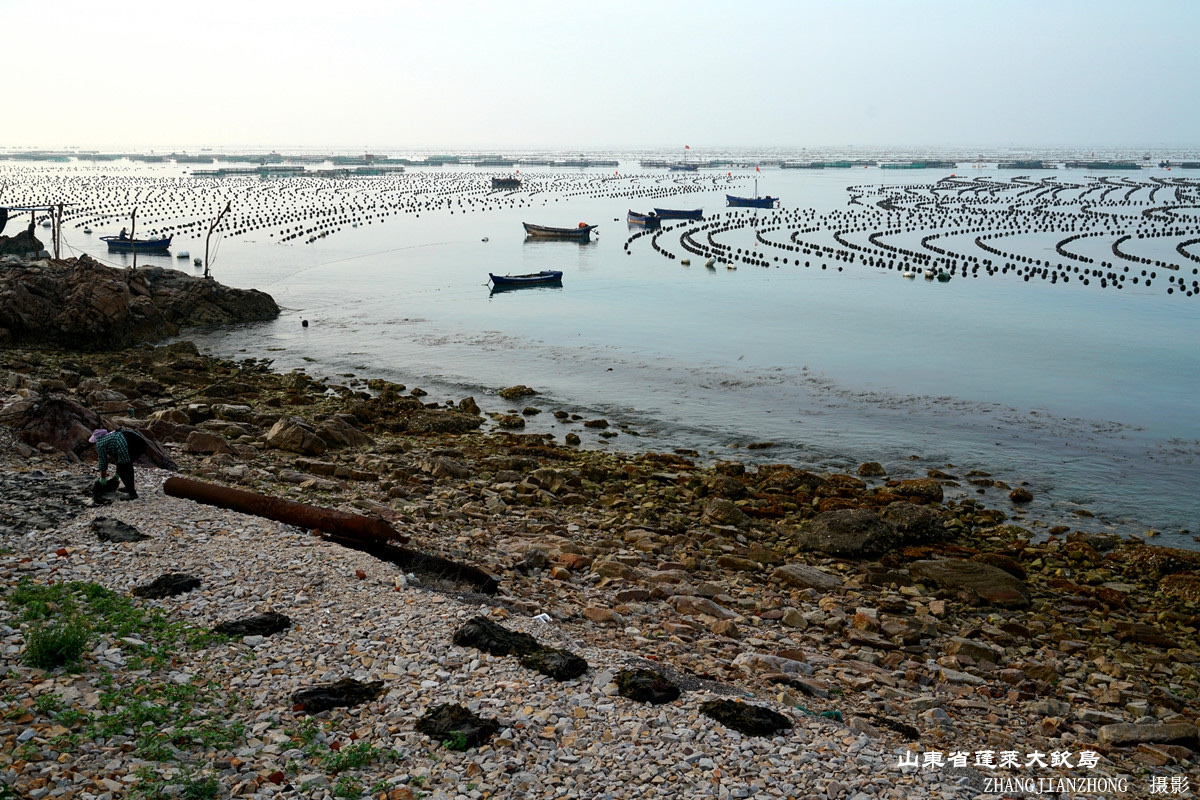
[653,208,703,220]
[627,210,660,228]
[726,194,778,209]
[522,222,597,241]
[101,234,172,252]
[727,176,778,209]
[491,176,521,189]
[488,270,563,289]
[667,163,698,172]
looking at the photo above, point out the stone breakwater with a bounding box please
[0,256,279,349]
[0,343,1198,799]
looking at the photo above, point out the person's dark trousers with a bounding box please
[116,431,148,496]
[116,462,137,495]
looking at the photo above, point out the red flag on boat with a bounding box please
[755,165,761,172]
[685,145,690,149]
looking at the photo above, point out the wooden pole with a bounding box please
[204,200,231,279]
[130,207,138,271]
[52,203,62,259]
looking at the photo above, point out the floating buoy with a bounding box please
[83,227,92,234]
[681,258,690,265]
[176,251,190,259]
[705,257,715,267]
[193,257,201,266]
[482,237,489,242]
[301,319,309,328]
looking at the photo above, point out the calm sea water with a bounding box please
[8,152,1199,546]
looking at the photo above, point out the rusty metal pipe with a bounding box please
[163,476,409,545]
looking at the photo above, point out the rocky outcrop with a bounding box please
[0,230,45,257]
[0,257,278,349]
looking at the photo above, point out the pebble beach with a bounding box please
[1,342,1198,800]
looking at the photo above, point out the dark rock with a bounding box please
[0,230,43,257]
[889,478,944,503]
[1096,722,1198,747]
[862,713,920,741]
[498,385,537,400]
[265,417,327,456]
[616,668,681,704]
[701,497,751,528]
[772,563,843,591]
[1009,487,1033,503]
[970,552,1027,580]
[857,462,886,477]
[452,616,541,658]
[91,516,149,542]
[132,573,202,599]
[0,258,278,349]
[702,474,747,500]
[881,502,949,544]
[415,703,499,748]
[214,612,292,637]
[291,678,385,714]
[517,646,589,681]
[1123,544,1200,580]
[700,699,792,736]
[798,508,899,558]
[910,559,1030,609]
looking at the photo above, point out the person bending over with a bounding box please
[89,428,148,500]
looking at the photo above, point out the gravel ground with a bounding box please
[1,465,995,800]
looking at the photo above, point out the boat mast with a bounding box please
[129,208,138,271]
[204,200,231,279]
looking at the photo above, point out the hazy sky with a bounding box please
[4,0,1196,151]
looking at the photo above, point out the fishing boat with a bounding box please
[627,210,660,228]
[726,194,778,209]
[653,208,703,220]
[522,222,597,241]
[100,234,173,252]
[488,270,563,289]
[726,177,779,209]
[491,176,521,189]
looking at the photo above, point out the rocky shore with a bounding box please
[1,336,1198,798]
[0,254,278,349]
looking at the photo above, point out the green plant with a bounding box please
[35,693,62,714]
[23,618,91,670]
[322,741,382,772]
[333,776,363,798]
[441,730,469,751]
[180,774,220,799]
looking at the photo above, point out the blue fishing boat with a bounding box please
[101,234,173,252]
[489,270,563,289]
[726,194,778,209]
[653,208,703,220]
[522,222,596,241]
[726,176,779,209]
[627,210,660,228]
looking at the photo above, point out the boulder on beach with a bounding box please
[797,508,899,558]
[265,417,327,455]
[910,559,1030,608]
